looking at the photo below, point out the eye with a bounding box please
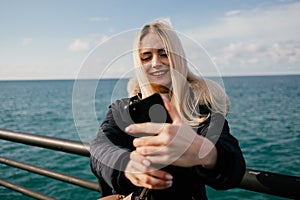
[140,52,152,62]
[158,49,168,58]
[141,56,151,62]
[160,53,168,58]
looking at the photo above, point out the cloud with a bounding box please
[68,34,111,53]
[188,2,300,42]
[268,42,300,64]
[185,2,300,75]
[21,38,33,46]
[89,16,109,22]
[212,41,300,69]
[225,10,241,17]
[69,39,90,52]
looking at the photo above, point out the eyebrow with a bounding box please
[141,48,166,54]
[157,48,166,53]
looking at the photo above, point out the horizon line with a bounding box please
[0,73,299,81]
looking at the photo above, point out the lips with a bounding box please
[149,69,169,76]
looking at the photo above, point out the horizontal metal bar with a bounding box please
[1,129,300,199]
[0,179,57,200]
[239,169,300,199]
[0,129,90,157]
[0,157,100,192]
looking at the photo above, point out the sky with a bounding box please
[0,0,300,80]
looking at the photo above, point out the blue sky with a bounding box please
[0,0,300,80]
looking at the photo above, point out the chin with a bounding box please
[150,80,172,91]
[149,77,171,87]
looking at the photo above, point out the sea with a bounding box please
[0,75,299,200]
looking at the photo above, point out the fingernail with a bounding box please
[165,174,173,180]
[142,159,151,167]
[125,126,131,132]
[166,180,173,186]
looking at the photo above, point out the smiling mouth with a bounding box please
[149,70,169,76]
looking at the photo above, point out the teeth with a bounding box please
[152,71,166,76]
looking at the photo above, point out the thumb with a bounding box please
[161,96,182,124]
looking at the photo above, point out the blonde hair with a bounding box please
[129,22,229,126]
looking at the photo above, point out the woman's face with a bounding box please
[140,33,171,87]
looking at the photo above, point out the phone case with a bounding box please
[128,93,172,124]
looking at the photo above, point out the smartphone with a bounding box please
[128,93,172,124]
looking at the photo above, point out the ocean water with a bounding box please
[0,75,299,200]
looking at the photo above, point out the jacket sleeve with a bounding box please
[193,113,246,190]
[89,99,137,195]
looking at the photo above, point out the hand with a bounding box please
[125,96,217,169]
[124,151,173,189]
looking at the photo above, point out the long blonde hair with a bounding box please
[128,22,229,126]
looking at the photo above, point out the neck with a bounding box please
[150,83,171,94]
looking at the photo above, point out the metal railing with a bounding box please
[0,129,299,199]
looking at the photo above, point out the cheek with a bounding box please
[142,63,151,72]
[162,59,170,66]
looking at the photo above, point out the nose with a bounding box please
[152,54,162,68]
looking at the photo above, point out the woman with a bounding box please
[90,21,245,200]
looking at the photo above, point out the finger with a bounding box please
[126,160,145,175]
[138,168,173,189]
[139,173,173,189]
[161,96,182,124]
[126,122,168,135]
[130,151,151,167]
[144,155,172,166]
[146,167,173,181]
[126,165,173,189]
[125,172,144,188]
[136,146,167,156]
[133,135,164,147]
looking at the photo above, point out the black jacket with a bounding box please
[90,98,246,200]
